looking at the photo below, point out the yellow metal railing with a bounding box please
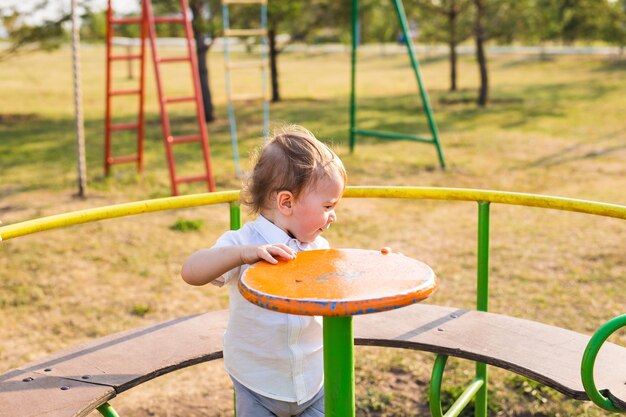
[2,187,625,242]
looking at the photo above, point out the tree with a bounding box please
[357,0,401,46]
[79,9,107,41]
[189,0,221,122]
[601,0,626,52]
[412,0,473,91]
[470,0,518,106]
[473,0,488,106]
[266,1,306,102]
[0,3,69,62]
[233,0,341,102]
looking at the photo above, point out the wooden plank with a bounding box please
[610,389,626,412]
[354,303,626,406]
[0,371,114,417]
[18,310,228,394]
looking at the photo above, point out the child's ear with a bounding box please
[277,191,294,215]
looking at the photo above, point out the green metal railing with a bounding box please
[1,186,624,416]
[96,403,120,417]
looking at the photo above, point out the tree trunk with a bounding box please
[448,7,458,92]
[474,0,488,106]
[449,40,457,92]
[189,1,214,122]
[194,31,214,122]
[269,28,281,102]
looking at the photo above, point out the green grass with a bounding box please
[0,46,625,416]
[170,218,205,232]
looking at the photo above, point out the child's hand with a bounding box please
[241,244,296,265]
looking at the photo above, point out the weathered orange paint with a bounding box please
[239,248,437,316]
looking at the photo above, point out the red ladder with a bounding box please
[105,0,216,195]
[144,0,215,195]
[104,0,147,176]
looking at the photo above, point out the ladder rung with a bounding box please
[223,0,267,4]
[169,135,202,144]
[154,16,185,24]
[109,122,140,132]
[226,61,268,70]
[164,96,196,104]
[107,155,139,164]
[110,89,141,96]
[110,54,142,61]
[158,56,191,63]
[111,17,143,25]
[175,174,212,184]
[230,93,267,102]
[223,29,267,37]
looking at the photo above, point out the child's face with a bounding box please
[287,172,344,243]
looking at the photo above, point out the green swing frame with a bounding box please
[349,0,446,169]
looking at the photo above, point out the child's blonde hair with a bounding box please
[242,125,347,214]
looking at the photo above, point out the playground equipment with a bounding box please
[222,0,270,176]
[102,0,445,192]
[0,187,625,416]
[105,0,216,195]
[349,0,446,168]
[241,248,438,417]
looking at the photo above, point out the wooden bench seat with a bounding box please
[354,304,626,410]
[1,305,624,417]
[0,310,228,417]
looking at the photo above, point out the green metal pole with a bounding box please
[390,0,446,169]
[474,362,488,417]
[429,354,448,417]
[230,201,241,230]
[97,403,120,417]
[581,314,626,412]
[475,201,490,417]
[230,201,241,416]
[349,0,358,152]
[430,354,486,417]
[324,316,355,417]
[477,201,490,312]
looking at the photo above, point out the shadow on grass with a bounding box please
[594,57,626,73]
[519,127,626,169]
[0,113,39,126]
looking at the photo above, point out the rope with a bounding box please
[71,0,87,198]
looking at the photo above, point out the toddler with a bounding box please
[181,125,347,417]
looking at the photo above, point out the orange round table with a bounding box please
[239,248,437,417]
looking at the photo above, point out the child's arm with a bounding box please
[181,244,296,286]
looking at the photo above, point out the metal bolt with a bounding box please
[22,377,34,382]
[60,386,70,391]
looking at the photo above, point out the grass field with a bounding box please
[1,45,625,416]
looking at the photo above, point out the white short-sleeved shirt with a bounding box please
[212,215,328,404]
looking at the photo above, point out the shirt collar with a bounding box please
[252,214,313,251]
